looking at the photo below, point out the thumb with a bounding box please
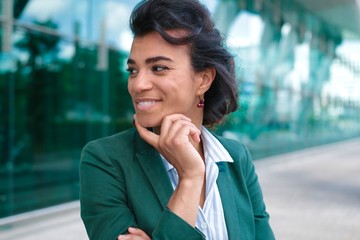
[134,115,159,150]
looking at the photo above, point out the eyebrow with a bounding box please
[127,56,174,65]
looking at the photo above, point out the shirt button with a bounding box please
[201,223,207,229]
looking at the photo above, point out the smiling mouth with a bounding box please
[137,100,159,106]
[136,100,161,111]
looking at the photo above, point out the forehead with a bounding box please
[129,32,191,62]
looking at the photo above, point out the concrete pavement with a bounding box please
[1,137,359,240]
[0,201,87,240]
[256,137,360,240]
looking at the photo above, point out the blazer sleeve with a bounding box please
[80,140,138,240]
[243,146,275,240]
[153,208,205,239]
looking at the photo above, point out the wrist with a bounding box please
[178,175,204,190]
[177,160,205,181]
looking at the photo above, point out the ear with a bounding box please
[196,67,216,96]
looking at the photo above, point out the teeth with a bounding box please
[137,101,158,106]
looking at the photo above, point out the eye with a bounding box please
[152,65,169,72]
[126,67,138,76]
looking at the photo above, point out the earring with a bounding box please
[197,98,205,108]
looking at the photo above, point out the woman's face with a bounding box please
[127,31,204,128]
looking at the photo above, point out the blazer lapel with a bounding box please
[216,162,242,239]
[134,132,173,209]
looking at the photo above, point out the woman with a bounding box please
[80,0,275,239]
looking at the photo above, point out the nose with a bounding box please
[129,71,153,93]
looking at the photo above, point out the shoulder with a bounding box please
[211,131,253,176]
[212,133,250,161]
[81,128,138,163]
[83,128,137,151]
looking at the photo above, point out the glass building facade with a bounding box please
[1,0,359,218]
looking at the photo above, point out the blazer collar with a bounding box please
[216,137,255,239]
[134,131,173,209]
[216,162,242,239]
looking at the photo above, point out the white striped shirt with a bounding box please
[161,126,233,239]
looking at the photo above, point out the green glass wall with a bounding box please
[0,0,359,217]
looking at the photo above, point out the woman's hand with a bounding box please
[118,227,151,240]
[134,114,205,180]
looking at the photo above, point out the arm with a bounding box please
[80,140,137,240]
[81,130,205,240]
[134,114,205,226]
[134,114,206,239]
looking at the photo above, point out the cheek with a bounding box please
[127,80,133,96]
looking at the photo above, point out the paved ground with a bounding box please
[0,137,359,240]
[0,202,87,240]
[255,137,360,240]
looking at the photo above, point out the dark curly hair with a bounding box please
[130,0,238,125]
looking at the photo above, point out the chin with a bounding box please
[136,115,161,128]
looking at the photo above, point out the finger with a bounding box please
[176,122,201,144]
[134,115,159,149]
[128,227,151,239]
[164,120,201,145]
[118,235,143,240]
[160,114,191,138]
[188,124,202,143]
[118,228,151,240]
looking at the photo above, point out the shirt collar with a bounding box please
[161,126,233,171]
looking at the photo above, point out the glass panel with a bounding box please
[0,0,134,217]
[210,0,360,159]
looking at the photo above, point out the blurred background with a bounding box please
[0,0,359,220]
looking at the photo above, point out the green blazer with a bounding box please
[80,128,275,240]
